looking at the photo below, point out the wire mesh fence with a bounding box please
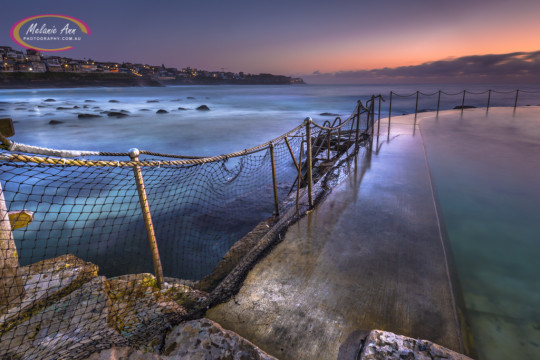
[0,100,371,358]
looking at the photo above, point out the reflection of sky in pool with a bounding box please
[418,107,540,360]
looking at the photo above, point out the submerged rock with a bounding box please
[196,105,210,111]
[48,120,64,125]
[162,318,277,359]
[56,106,74,110]
[139,109,151,111]
[187,96,195,100]
[320,112,341,116]
[108,112,129,117]
[85,100,96,103]
[147,100,159,103]
[109,100,120,103]
[78,113,103,119]
[43,98,56,102]
[177,107,188,110]
[156,109,169,114]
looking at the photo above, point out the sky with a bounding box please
[1,0,540,84]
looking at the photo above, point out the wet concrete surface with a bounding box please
[207,116,462,360]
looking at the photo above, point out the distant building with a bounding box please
[0,60,15,72]
[31,61,46,72]
[45,58,63,72]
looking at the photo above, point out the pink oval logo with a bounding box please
[10,14,91,52]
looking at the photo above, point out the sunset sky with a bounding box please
[1,0,539,83]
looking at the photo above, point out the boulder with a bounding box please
[359,330,472,360]
[0,254,98,336]
[107,112,129,117]
[156,109,169,114]
[78,114,103,119]
[196,105,210,111]
[0,276,127,360]
[161,279,208,313]
[107,274,186,349]
[162,318,277,359]
[44,99,56,102]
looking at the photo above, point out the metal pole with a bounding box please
[371,96,376,135]
[415,91,419,116]
[388,91,393,122]
[437,90,441,115]
[0,181,24,306]
[296,141,303,211]
[327,129,331,160]
[284,137,300,175]
[377,95,381,136]
[269,143,280,217]
[354,102,361,147]
[514,89,519,109]
[461,90,466,113]
[487,89,492,110]
[305,118,314,208]
[129,148,164,289]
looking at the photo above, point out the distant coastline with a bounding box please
[0,72,304,89]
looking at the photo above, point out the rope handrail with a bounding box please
[0,100,368,167]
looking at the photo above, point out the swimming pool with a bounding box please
[417,107,540,360]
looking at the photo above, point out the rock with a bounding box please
[0,276,126,360]
[107,274,186,349]
[84,346,164,360]
[177,107,188,110]
[56,106,74,110]
[156,109,169,114]
[187,97,195,100]
[109,100,120,103]
[78,113,103,119]
[417,109,435,113]
[108,112,129,117]
[161,280,208,313]
[14,108,26,110]
[320,112,340,116]
[196,105,210,111]
[0,254,98,336]
[120,110,130,114]
[48,120,64,125]
[147,100,159,103]
[453,105,477,110]
[83,105,90,109]
[85,100,96,103]
[44,99,56,102]
[139,109,151,111]
[359,330,472,360]
[162,318,277,359]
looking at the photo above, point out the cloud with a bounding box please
[304,50,540,84]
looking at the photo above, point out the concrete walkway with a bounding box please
[207,116,463,360]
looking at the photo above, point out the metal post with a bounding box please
[514,89,519,109]
[461,90,466,113]
[327,129,331,160]
[269,143,280,217]
[487,89,492,110]
[377,95,381,136]
[354,101,361,147]
[129,148,164,289]
[388,91,393,122]
[415,91,419,118]
[305,118,314,208]
[284,137,300,175]
[0,181,24,306]
[371,96,376,135]
[437,90,441,115]
[296,141,303,211]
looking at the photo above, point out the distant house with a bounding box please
[17,62,32,72]
[45,58,63,72]
[81,61,97,72]
[0,60,15,72]
[31,62,46,72]
[26,49,41,62]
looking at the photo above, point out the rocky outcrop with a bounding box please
[359,330,473,360]
[196,105,210,111]
[161,318,277,359]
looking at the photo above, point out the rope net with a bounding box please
[0,102,369,359]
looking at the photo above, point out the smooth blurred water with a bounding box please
[2,84,539,156]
